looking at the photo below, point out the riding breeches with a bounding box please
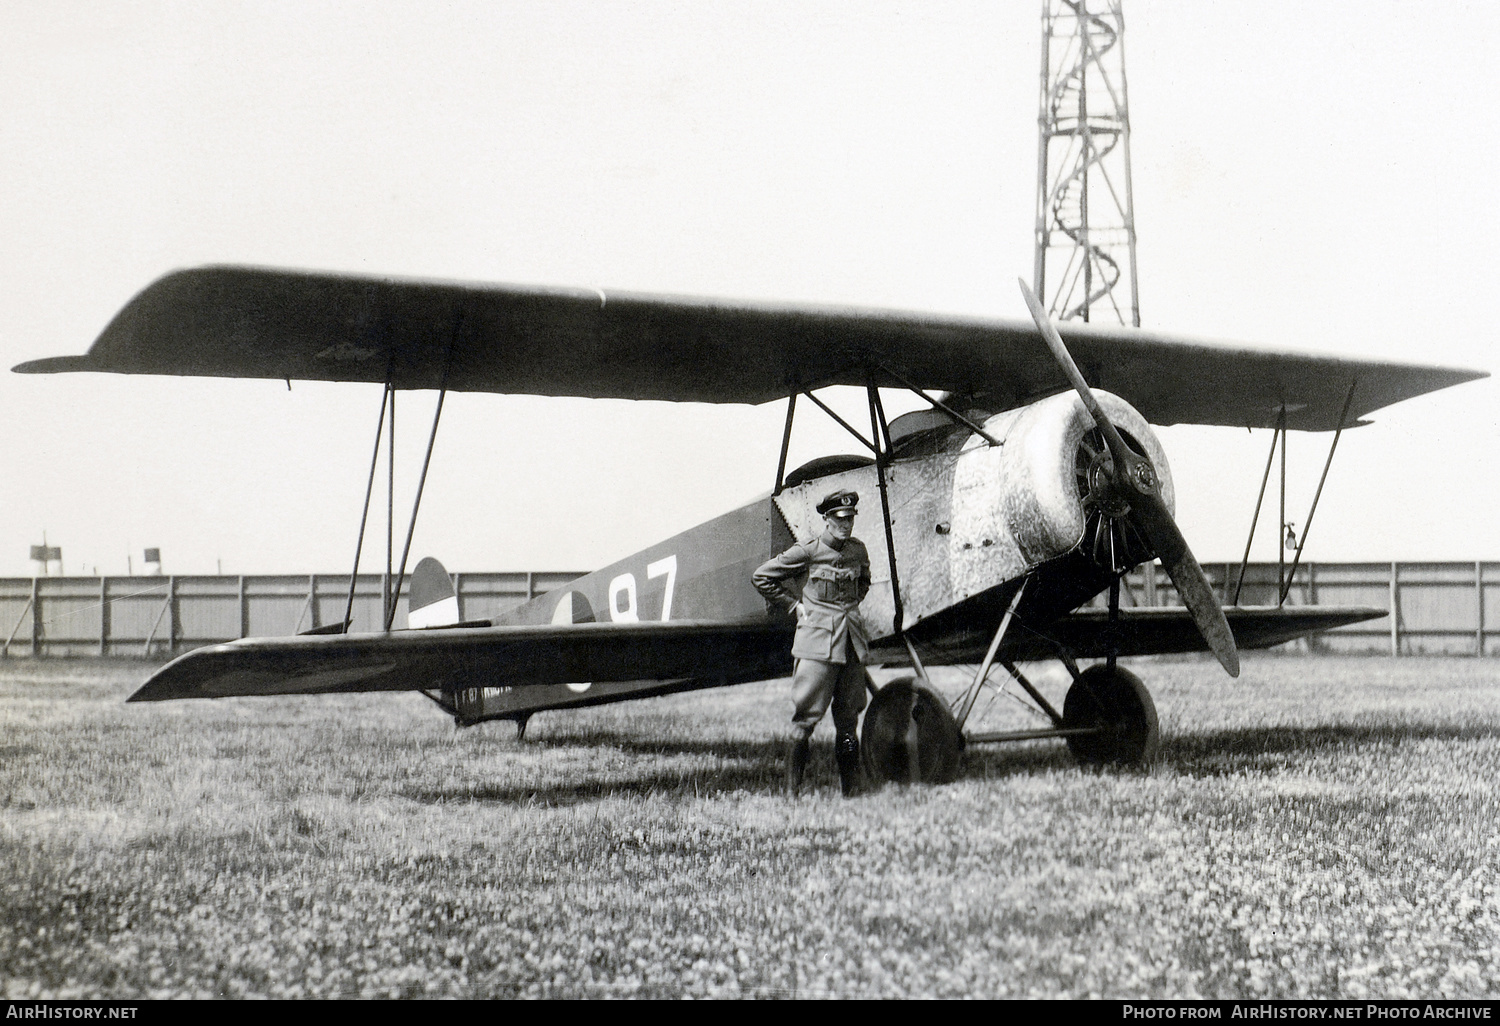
[790,642,868,736]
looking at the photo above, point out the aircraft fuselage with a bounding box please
[457,390,1171,723]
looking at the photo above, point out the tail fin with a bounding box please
[407,556,462,628]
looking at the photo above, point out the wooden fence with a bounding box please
[1,562,1495,659]
[0,571,583,659]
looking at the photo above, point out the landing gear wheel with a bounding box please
[861,677,964,785]
[1062,665,1159,766]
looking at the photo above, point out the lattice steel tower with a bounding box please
[1033,0,1139,326]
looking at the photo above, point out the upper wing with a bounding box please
[127,618,794,703]
[16,265,1484,431]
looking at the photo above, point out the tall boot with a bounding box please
[835,732,863,798]
[785,733,811,796]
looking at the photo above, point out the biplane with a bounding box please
[13,267,1485,780]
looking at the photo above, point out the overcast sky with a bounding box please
[2,1,1495,578]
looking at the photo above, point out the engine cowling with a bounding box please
[934,389,1172,622]
[962,389,1172,563]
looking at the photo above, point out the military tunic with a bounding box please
[752,531,873,734]
[753,533,871,660]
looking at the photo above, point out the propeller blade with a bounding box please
[1018,281,1111,431]
[1130,491,1241,677]
[1017,279,1240,677]
[1017,281,1143,479]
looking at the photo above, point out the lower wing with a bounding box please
[130,605,1379,705]
[128,619,794,702]
[885,605,1385,666]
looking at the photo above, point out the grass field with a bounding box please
[2,654,1499,999]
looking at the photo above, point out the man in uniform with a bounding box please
[752,489,872,797]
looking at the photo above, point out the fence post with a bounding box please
[1478,561,1485,658]
[99,577,109,657]
[167,576,178,654]
[238,576,248,639]
[1389,561,1400,657]
[1305,562,1318,653]
[307,574,319,630]
[453,573,464,622]
[30,577,42,658]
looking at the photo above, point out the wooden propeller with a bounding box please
[1019,279,1239,677]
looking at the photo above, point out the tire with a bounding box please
[861,676,964,784]
[1062,664,1160,766]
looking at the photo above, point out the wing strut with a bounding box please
[385,384,449,630]
[1230,379,1357,607]
[874,362,1000,447]
[384,388,396,625]
[1279,403,1287,601]
[772,392,797,495]
[866,372,903,635]
[1233,407,1284,606]
[375,318,459,631]
[1279,379,1358,604]
[336,318,458,635]
[799,390,878,454]
[340,383,392,633]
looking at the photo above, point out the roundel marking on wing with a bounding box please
[553,592,593,693]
